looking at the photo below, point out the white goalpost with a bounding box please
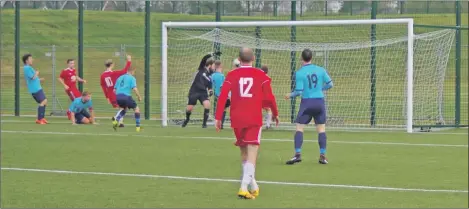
[161,19,455,133]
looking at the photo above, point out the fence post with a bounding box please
[399,1,404,14]
[51,45,57,114]
[247,1,251,16]
[78,1,84,92]
[290,1,297,123]
[120,44,126,66]
[426,1,430,14]
[325,1,328,16]
[144,1,151,120]
[455,0,461,126]
[14,1,20,116]
[255,26,261,68]
[370,1,378,127]
[273,1,278,17]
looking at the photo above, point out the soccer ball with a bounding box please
[232,58,240,68]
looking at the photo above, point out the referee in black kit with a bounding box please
[181,52,220,128]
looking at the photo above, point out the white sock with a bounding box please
[241,162,254,191]
[266,113,272,127]
[250,178,259,191]
[119,117,124,124]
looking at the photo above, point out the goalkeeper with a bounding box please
[181,52,218,128]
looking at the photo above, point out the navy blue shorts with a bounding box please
[295,98,326,125]
[32,89,46,103]
[215,96,231,109]
[116,94,137,109]
[75,111,91,124]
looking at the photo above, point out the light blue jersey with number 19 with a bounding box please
[295,64,332,99]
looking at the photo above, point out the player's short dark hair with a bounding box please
[301,49,313,62]
[239,48,254,63]
[205,58,215,67]
[67,59,74,64]
[214,60,222,69]
[105,59,113,68]
[22,53,32,64]
[261,65,269,74]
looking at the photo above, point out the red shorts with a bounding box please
[107,93,119,108]
[66,88,81,101]
[233,126,262,147]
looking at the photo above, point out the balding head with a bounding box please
[239,47,254,64]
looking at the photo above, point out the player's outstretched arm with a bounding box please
[262,80,280,126]
[89,108,96,124]
[285,72,304,100]
[133,88,142,102]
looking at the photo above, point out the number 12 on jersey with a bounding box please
[239,77,253,97]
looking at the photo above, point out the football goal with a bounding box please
[161,19,455,133]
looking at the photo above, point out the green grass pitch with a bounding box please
[1,116,468,208]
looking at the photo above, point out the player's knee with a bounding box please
[186,105,194,112]
[41,99,48,106]
[134,107,140,113]
[316,124,326,133]
[296,124,305,132]
[203,100,211,109]
[82,118,90,124]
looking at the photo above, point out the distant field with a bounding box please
[0,10,467,127]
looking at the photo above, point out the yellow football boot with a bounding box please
[249,189,259,197]
[136,127,141,132]
[238,189,256,199]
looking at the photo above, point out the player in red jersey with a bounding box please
[59,59,86,101]
[260,65,274,129]
[100,55,132,126]
[215,48,279,200]
[58,59,86,120]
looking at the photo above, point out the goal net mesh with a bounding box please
[165,24,454,130]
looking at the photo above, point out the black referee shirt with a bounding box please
[189,68,212,94]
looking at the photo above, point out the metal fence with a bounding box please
[1,0,467,127]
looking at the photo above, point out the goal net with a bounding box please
[161,19,455,132]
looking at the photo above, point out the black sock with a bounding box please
[203,108,209,125]
[221,111,227,127]
[185,111,191,121]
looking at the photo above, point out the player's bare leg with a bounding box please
[286,124,305,165]
[264,108,272,129]
[112,108,127,131]
[316,124,328,164]
[134,107,141,132]
[239,146,258,196]
[81,117,91,124]
[182,105,194,127]
[202,100,211,128]
[238,144,259,199]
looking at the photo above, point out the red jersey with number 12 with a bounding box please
[100,61,131,99]
[215,66,278,128]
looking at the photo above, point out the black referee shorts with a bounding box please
[187,92,209,106]
[215,96,231,109]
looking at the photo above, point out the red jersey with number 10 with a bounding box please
[100,61,131,99]
[215,66,278,128]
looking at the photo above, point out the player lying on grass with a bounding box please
[211,60,230,129]
[23,53,48,125]
[69,91,95,125]
[181,52,218,128]
[261,65,274,129]
[215,47,279,200]
[284,49,333,165]
[58,59,87,120]
[100,55,132,127]
[112,67,142,132]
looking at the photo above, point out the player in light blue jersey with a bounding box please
[284,49,333,165]
[211,60,231,129]
[23,54,49,124]
[69,91,95,125]
[112,67,142,132]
